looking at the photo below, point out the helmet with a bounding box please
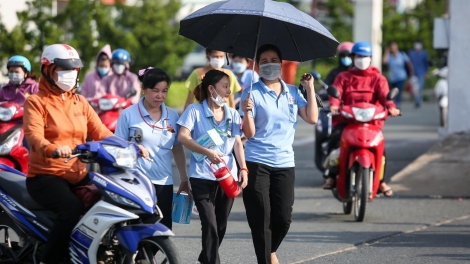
[352,41,373,56]
[40,44,83,69]
[7,55,32,73]
[337,42,354,53]
[111,49,131,64]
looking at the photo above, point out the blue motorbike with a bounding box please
[0,136,180,264]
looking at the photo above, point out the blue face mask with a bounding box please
[340,57,352,67]
[97,67,110,76]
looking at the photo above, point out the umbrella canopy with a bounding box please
[179,0,339,62]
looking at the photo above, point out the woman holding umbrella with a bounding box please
[240,44,319,264]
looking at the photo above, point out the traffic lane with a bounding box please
[308,215,470,264]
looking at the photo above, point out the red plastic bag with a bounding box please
[73,184,101,213]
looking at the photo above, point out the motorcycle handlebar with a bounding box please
[52,149,80,159]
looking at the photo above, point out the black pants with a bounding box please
[26,175,88,264]
[142,184,174,229]
[327,123,387,183]
[243,161,295,264]
[190,178,234,264]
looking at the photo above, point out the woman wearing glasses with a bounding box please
[114,67,190,229]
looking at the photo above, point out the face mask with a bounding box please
[232,62,247,74]
[340,57,352,67]
[354,57,372,70]
[97,67,110,76]
[414,43,423,50]
[55,70,78,92]
[210,57,225,69]
[210,88,226,107]
[8,73,24,85]
[113,64,126,75]
[259,63,282,81]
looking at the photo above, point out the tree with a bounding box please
[323,0,353,43]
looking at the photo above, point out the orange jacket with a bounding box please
[24,76,113,184]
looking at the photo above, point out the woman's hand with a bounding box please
[330,105,340,115]
[177,180,193,200]
[242,92,254,113]
[55,145,72,158]
[388,108,400,117]
[239,170,248,189]
[206,149,224,164]
[300,73,315,91]
[137,144,151,160]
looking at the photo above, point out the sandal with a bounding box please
[323,180,336,190]
[382,189,393,197]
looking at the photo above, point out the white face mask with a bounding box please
[210,88,226,107]
[354,57,372,70]
[113,64,126,75]
[232,62,247,74]
[210,57,225,69]
[259,63,282,81]
[414,43,423,51]
[8,73,24,85]
[55,70,78,92]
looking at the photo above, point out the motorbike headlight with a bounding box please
[352,107,375,122]
[99,98,118,111]
[0,106,17,121]
[105,190,140,209]
[0,130,21,155]
[102,144,137,169]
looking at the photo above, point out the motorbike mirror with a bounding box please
[310,71,321,80]
[326,86,340,99]
[127,88,137,98]
[387,87,399,101]
[134,128,143,144]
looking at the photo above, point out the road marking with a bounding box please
[290,214,470,263]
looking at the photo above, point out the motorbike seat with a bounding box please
[0,171,46,210]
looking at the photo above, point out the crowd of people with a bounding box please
[0,38,430,263]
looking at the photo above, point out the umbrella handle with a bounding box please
[248,17,262,118]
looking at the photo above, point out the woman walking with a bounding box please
[177,70,248,264]
[239,44,319,264]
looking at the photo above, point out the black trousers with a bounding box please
[190,178,234,264]
[26,175,88,264]
[141,184,174,229]
[243,161,295,264]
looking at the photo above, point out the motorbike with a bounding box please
[433,66,448,127]
[0,135,181,263]
[90,89,137,132]
[324,87,399,222]
[0,101,28,174]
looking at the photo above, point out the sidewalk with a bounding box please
[390,133,470,198]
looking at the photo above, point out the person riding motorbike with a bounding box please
[1,55,39,150]
[23,44,113,264]
[80,44,113,101]
[322,41,400,197]
[99,48,141,104]
[324,42,354,86]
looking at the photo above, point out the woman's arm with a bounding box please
[383,48,390,65]
[233,136,248,188]
[172,144,192,198]
[177,127,223,164]
[298,75,318,124]
[241,91,256,138]
[86,102,114,140]
[23,98,56,157]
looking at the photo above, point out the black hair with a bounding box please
[138,68,171,89]
[256,44,282,64]
[193,70,229,102]
[206,48,215,55]
[232,54,250,62]
[98,53,109,62]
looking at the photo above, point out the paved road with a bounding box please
[169,102,470,264]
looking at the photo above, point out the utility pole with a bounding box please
[352,0,383,71]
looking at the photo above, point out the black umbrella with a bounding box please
[179,0,339,62]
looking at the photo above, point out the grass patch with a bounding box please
[165,81,188,109]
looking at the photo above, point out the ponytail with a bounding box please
[193,70,229,103]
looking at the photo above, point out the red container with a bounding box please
[210,161,241,198]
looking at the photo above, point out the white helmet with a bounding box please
[40,44,83,69]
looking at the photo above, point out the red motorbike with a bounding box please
[0,101,28,174]
[325,87,399,222]
[89,90,136,132]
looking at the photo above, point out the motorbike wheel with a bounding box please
[343,201,353,215]
[129,236,181,264]
[354,166,369,222]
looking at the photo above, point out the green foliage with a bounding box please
[165,81,187,109]
[0,0,195,80]
[323,0,353,43]
[382,0,447,64]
